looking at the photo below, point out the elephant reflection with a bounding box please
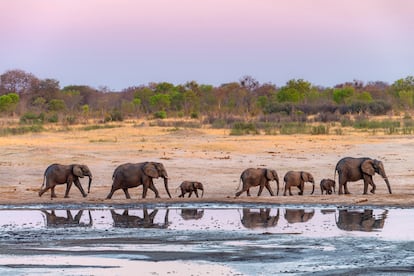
[111,208,169,229]
[284,209,315,224]
[42,210,92,228]
[336,209,388,232]
[180,209,204,220]
[241,208,279,229]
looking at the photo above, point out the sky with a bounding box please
[1,0,413,90]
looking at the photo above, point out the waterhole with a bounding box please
[0,204,413,275]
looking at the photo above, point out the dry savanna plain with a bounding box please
[0,121,414,207]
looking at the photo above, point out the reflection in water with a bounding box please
[241,208,279,229]
[42,210,92,228]
[180,209,204,220]
[110,208,170,229]
[284,209,315,224]
[336,209,388,232]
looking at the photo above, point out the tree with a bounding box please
[333,87,354,104]
[0,93,19,113]
[48,99,66,111]
[0,69,39,95]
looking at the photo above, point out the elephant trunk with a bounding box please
[311,181,315,195]
[201,188,204,198]
[88,176,92,193]
[164,177,172,198]
[276,179,280,196]
[384,177,392,194]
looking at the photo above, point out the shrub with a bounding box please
[154,110,167,119]
[230,122,259,135]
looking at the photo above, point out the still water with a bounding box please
[0,204,413,275]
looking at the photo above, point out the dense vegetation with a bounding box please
[1,69,414,135]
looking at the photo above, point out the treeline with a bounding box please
[1,69,414,126]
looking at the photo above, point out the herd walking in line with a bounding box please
[38,157,392,199]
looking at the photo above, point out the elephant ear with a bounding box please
[143,163,159,178]
[72,165,83,177]
[361,160,375,175]
[265,169,273,180]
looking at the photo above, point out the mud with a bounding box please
[0,203,413,275]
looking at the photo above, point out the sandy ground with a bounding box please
[0,122,414,207]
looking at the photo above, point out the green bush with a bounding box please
[311,125,329,135]
[154,111,167,119]
[230,122,259,135]
[20,112,44,124]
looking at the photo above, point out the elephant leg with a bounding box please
[39,186,50,197]
[106,187,116,199]
[73,178,87,197]
[265,182,275,196]
[344,182,351,194]
[179,189,185,198]
[194,190,199,198]
[338,175,345,195]
[148,181,160,198]
[188,191,192,198]
[283,185,287,196]
[64,181,73,198]
[246,188,251,196]
[257,185,264,196]
[298,183,304,195]
[289,186,293,196]
[51,186,57,198]
[123,188,131,199]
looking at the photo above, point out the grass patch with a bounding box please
[80,124,122,131]
[230,122,259,135]
[0,125,44,136]
[279,123,309,135]
[311,125,329,135]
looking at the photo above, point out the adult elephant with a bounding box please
[106,162,171,199]
[335,157,392,195]
[38,164,92,198]
[111,208,170,229]
[235,168,279,197]
[283,171,315,196]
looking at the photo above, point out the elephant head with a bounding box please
[266,169,280,196]
[143,162,171,198]
[192,182,204,197]
[301,172,315,195]
[72,164,93,193]
[361,159,392,194]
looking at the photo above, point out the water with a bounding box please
[0,204,413,275]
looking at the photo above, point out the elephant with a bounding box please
[284,209,315,224]
[320,178,336,195]
[106,162,171,199]
[110,208,169,229]
[38,164,92,198]
[241,208,279,229]
[283,171,315,196]
[235,168,279,197]
[336,209,388,232]
[178,181,204,198]
[335,157,392,195]
[180,208,204,220]
[42,210,92,228]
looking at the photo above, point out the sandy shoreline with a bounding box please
[0,124,413,207]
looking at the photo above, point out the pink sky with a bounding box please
[1,0,413,89]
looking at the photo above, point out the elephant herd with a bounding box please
[38,157,392,199]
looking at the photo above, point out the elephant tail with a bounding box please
[40,174,46,189]
[236,176,242,192]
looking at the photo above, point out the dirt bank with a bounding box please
[0,124,413,207]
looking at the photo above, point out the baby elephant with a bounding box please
[178,181,204,198]
[320,178,336,195]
